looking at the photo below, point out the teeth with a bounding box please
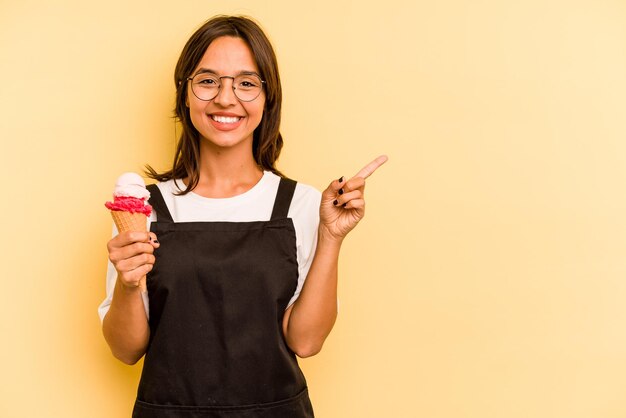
[212,115,241,123]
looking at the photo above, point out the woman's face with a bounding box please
[187,36,265,151]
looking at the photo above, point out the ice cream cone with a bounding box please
[110,211,148,233]
[106,172,153,291]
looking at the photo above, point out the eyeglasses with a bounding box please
[186,72,265,102]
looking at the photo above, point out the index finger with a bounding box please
[354,155,388,179]
[116,230,152,245]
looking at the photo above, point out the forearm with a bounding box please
[283,229,341,357]
[102,277,150,365]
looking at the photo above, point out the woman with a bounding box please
[99,15,386,417]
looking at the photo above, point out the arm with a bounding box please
[102,231,158,365]
[283,156,388,358]
[282,229,341,358]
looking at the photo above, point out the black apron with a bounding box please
[133,179,314,418]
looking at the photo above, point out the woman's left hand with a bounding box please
[319,155,388,241]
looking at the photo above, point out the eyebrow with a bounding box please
[194,68,261,77]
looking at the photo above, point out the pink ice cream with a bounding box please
[104,172,152,216]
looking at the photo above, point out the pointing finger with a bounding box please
[354,155,388,179]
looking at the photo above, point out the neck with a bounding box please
[191,139,264,198]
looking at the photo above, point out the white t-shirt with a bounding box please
[98,171,321,322]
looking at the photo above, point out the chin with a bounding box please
[201,134,252,150]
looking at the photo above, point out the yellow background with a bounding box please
[2,0,626,417]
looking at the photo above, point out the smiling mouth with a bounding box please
[211,115,242,124]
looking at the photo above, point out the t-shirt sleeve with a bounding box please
[286,183,322,308]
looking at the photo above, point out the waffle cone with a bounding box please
[110,210,149,291]
[110,211,147,233]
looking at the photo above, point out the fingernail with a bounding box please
[342,203,347,208]
[338,188,344,195]
[333,200,338,206]
[338,176,344,183]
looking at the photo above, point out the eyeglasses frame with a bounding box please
[184,73,266,102]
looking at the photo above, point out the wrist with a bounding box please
[116,276,143,294]
[317,225,344,248]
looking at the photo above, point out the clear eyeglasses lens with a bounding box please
[190,73,263,102]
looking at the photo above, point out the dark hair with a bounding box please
[145,15,284,193]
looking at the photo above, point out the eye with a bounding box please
[236,75,261,89]
[194,74,219,86]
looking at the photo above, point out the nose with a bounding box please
[213,76,238,106]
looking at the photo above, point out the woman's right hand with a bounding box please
[107,231,160,289]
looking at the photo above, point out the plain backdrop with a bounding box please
[2,0,626,417]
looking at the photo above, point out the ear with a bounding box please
[179,80,190,107]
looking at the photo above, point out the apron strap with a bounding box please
[270,177,297,220]
[147,184,173,223]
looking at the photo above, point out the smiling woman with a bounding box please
[98,14,386,418]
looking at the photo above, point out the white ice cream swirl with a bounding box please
[113,172,151,199]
